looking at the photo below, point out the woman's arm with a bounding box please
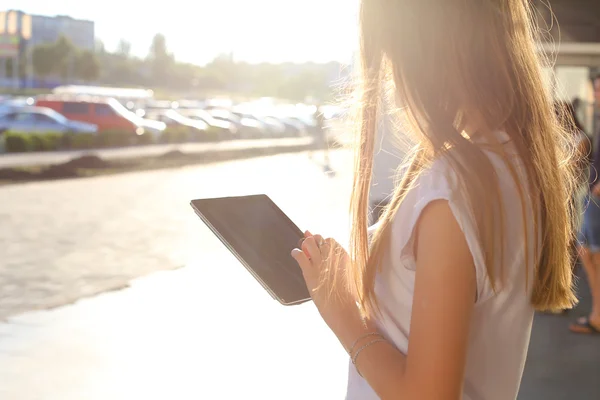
[336,200,477,400]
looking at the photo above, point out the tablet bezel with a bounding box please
[190,194,312,306]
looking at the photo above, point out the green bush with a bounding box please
[41,133,63,151]
[1,124,225,154]
[5,131,75,152]
[206,127,220,142]
[71,133,97,149]
[28,132,63,151]
[188,127,220,142]
[134,132,155,146]
[5,132,32,152]
[161,127,189,143]
[29,135,45,151]
[55,132,72,149]
[96,130,135,148]
[4,131,104,152]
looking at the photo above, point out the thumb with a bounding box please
[291,248,312,272]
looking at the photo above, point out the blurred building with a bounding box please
[30,14,94,50]
[0,10,94,51]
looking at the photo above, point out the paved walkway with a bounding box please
[0,151,352,400]
[0,150,345,321]
[519,267,600,400]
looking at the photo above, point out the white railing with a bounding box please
[539,42,600,67]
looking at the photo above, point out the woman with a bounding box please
[291,1,578,399]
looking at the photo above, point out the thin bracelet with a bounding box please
[351,338,388,377]
[347,332,383,355]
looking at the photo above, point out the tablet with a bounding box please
[190,194,311,305]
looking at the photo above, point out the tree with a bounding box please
[194,68,226,91]
[52,35,77,82]
[5,51,27,80]
[149,33,168,59]
[76,50,100,83]
[108,59,138,85]
[116,39,132,59]
[95,39,106,55]
[148,33,174,84]
[32,44,55,82]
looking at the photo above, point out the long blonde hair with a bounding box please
[347,0,579,316]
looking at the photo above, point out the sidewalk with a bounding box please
[0,262,349,400]
[1,264,598,400]
[0,137,314,168]
[0,149,354,399]
[518,266,600,399]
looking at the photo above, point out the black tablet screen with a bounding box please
[191,195,311,305]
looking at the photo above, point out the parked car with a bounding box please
[137,100,177,117]
[258,116,288,137]
[178,109,238,138]
[277,117,307,136]
[172,100,206,110]
[35,95,165,139]
[233,111,287,137]
[146,110,207,130]
[209,109,266,138]
[0,96,33,116]
[0,106,97,134]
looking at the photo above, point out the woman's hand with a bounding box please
[291,231,369,341]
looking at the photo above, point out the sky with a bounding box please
[6,0,359,65]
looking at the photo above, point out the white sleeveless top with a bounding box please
[346,134,537,400]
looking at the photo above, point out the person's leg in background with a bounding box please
[320,127,331,171]
[579,247,596,294]
[308,126,317,160]
[571,197,600,334]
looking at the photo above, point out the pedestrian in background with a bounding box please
[291,1,579,399]
[571,74,600,335]
[312,105,331,172]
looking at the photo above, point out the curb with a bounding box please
[151,140,318,166]
[0,137,317,168]
[0,139,318,184]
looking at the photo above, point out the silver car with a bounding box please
[0,106,98,134]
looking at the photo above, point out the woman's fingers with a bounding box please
[298,233,322,248]
[313,234,325,246]
[291,249,312,271]
[298,231,317,248]
[302,236,323,266]
[320,239,332,260]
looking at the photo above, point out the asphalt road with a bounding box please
[0,151,597,399]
